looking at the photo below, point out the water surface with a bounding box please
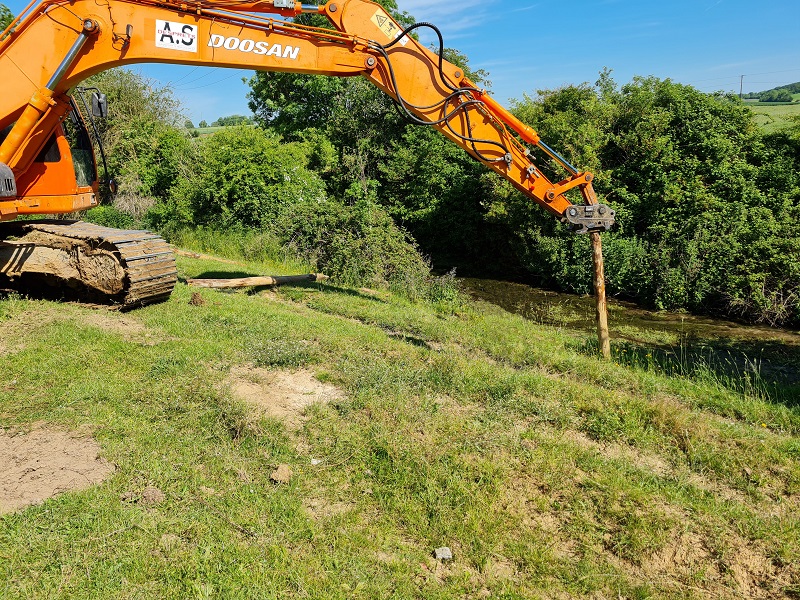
[462,278,800,388]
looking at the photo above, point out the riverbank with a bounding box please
[1,249,799,598]
[463,277,800,394]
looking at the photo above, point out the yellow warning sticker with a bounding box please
[371,8,408,45]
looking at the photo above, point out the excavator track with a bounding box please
[0,220,177,307]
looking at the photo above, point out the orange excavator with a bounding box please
[0,0,614,306]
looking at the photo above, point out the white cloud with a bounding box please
[398,0,499,33]
[511,4,539,12]
[399,0,492,16]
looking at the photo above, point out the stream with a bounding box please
[460,278,800,391]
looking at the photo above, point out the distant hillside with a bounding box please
[743,81,800,103]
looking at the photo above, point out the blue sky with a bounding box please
[5,0,800,123]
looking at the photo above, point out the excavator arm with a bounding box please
[0,0,614,232]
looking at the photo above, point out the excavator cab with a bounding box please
[0,99,100,221]
[16,101,98,213]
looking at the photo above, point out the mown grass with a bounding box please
[190,124,257,138]
[191,125,233,137]
[745,100,800,132]
[1,247,799,598]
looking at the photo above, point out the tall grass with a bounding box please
[610,341,778,402]
[168,227,467,309]
[167,226,311,273]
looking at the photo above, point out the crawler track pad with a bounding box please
[0,220,177,307]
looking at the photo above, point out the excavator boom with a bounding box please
[0,0,614,305]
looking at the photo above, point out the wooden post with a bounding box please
[590,232,611,359]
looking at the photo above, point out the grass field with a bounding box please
[191,124,256,138]
[191,125,228,137]
[744,99,800,133]
[1,245,799,598]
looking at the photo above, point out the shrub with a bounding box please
[504,75,800,326]
[173,126,326,230]
[277,198,431,292]
[151,126,434,293]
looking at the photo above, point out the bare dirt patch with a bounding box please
[81,312,147,335]
[0,426,114,515]
[724,539,778,599]
[227,367,343,428]
[640,529,713,583]
[270,464,293,484]
[631,528,791,599]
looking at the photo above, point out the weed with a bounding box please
[247,338,316,368]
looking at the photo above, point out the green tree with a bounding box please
[86,69,183,129]
[247,0,412,131]
[81,69,193,216]
[211,115,252,127]
[504,74,800,325]
[0,3,13,32]
[246,1,502,265]
[761,89,793,103]
[378,125,514,270]
[246,0,421,205]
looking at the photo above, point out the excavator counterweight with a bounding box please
[0,0,614,305]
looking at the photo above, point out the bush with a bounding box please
[167,126,326,230]
[150,126,434,293]
[80,69,195,218]
[277,198,432,292]
[502,75,800,326]
[760,89,794,103]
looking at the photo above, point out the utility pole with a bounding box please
[740,75,744,100]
